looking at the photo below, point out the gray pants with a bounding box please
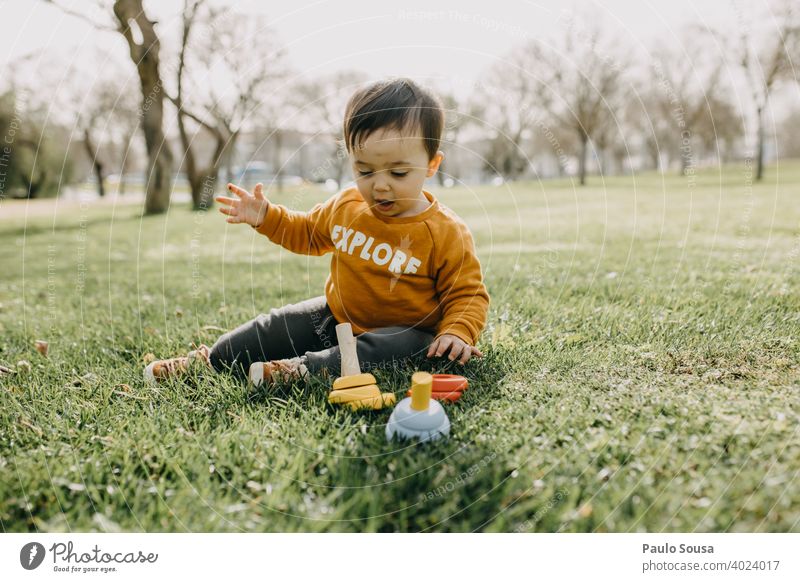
[209,295,435,378]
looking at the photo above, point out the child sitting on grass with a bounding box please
[144,78,490,387]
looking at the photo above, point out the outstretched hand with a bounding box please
[216,182,269,227]
[426,333,483,365]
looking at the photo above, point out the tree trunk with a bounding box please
[179,130,223,211]
[223,132,238,188]
[596,147,607,176]
[648,142,660,171]
[191,133,227,211]
[177,111,227,211]
[273,128,284,193]
[21,169,46,199]
[118,129,136,195]
[113,0,173,215]
[334,146,346,188]
[680,142,690,176]
[756,106,765,182]
[83,128,105,198]
[578,133,588,186]
[189,170,218,211]
[225,145,235,185]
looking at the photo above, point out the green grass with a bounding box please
[1,162,799,532]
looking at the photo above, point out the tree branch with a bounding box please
[42,0,118,32]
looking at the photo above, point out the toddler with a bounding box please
[145,78,490,387]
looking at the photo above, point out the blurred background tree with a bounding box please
[2,0,796,206]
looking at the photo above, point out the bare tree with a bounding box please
[293,70,367,187]
[473,50,542,180]
[736,0,799,180]
[170,0,220,210]
[44,0,174,213]
[632,83,681,171]
[168,0,288,209]
[111,0,174,213]
[76,80,132,199]
[526,17,628,185]
[528,121,578,177]
[437,91,477,185]
[74,69,141,197]
[80,108,108,198]
[646,33,731,175]
[694,93,743,165]
[113,87,142,195]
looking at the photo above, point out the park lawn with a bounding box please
[1,163,799,532]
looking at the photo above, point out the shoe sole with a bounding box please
[249,362,264,387]
[143,362,158,386]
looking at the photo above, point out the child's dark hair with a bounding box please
[343,78,444,161]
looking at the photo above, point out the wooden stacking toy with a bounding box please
[386,371,450,442]
[328,323,395,411]
[405,373,468,402]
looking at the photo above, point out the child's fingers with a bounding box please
[226,216,242,224]
[471,346,483,357]
[226,183,249,198]
[218,206,236,216]
[448,342,467,361]
[215,196,236,206]
[435,336,454,358]
[458,347,472,365]
[426,339,439,358]
[254,183,265,200]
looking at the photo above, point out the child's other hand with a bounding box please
[216,182,269,227]
[426,334,483,365]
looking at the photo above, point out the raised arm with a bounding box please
[217,182,336,256]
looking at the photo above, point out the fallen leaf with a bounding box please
[142,353,156,364]
[16,360,31,373]
[34,340,49,357]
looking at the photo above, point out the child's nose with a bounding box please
[373,174,391,191]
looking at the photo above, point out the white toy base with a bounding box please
[386,397,450,442]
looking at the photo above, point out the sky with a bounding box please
[2,0,747,91]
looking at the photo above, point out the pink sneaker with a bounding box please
[249,357,309,388]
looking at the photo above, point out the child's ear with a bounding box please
[426,151,444,178]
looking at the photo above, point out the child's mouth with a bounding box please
[375,200,395,212]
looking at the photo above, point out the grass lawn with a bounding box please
[1,163,799,532]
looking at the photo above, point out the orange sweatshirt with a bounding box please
[253,187,490,346]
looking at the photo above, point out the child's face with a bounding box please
[351,127,443,218]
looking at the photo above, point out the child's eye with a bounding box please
[357,169,407,178]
